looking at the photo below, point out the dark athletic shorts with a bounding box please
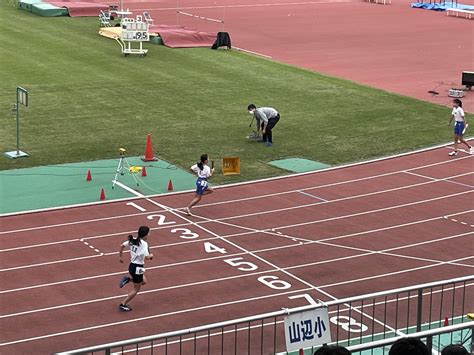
[128,263,145,283]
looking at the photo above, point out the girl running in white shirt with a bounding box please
[118,226,153,312]
[448,99,473,156]
[186,154,214,215]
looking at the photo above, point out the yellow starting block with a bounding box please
[222,157,240,176]
[467,313,474,320]
[129,166,143,174]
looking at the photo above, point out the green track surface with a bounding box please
[269,158,331,173]
[0,157,196,214]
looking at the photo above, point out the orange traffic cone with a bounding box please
[86,170,92,181]
[141,166,147,177]
[141,134,158,162]
[99,188,106,201]
[444,317,449,326]
[167,179,174,191]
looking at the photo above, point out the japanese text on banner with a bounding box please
[284,307,331,352]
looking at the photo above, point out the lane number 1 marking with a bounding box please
[126,202,146,212]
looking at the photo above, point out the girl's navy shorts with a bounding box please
[454,121,465,135]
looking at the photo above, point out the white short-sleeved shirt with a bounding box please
[452,107,465,122]
[122,239,149,265]
[191,164,212,179]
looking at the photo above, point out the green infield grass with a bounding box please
[1,2,469,184]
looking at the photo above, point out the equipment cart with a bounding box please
[117,16,149,57]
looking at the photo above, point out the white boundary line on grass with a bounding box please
[233,46,273,58]
[0,140,469,218]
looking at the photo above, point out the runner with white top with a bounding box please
[448,98,473,156]
[118,226,154,312]
[186,154,214,215]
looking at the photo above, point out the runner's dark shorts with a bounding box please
[128,263,145,283]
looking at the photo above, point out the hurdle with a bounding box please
[446,7,474,18]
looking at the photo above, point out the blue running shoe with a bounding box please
[119,276,130,288]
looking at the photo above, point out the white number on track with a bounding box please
[257,276,292,290]
[204,242,227,254]
[224,257,258,271]
[126,202,146,212]
[147,214,175,226]
[330,316,368,333]
[288,293,318,305]
[171,228,199,239]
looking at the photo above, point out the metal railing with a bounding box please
[58,275,473,354]
[347,321,473,354]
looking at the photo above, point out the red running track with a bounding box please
[0,144,473,353]
[105,0,474,111]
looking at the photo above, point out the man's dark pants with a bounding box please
[262,114,280,143]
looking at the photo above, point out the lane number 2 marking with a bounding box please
[147,214,176,226]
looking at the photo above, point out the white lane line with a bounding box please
[2,169,470,254]
[3,231,472,317]
[113,284,474,355]
[0,254,103,272]
[0,269,280,318]
[191,155,473,211]
[233,46,273,58]
[405,170,474,189]
[403,171,438,181]
[184,172,474,230]
[0,210,161,236]
[1,154,470,235]
[3,255,471,346]
[126,202,147,212]
[2,197,472,272]
[0,239,80,253]
[443,215,474,228]
[80,238,103,256]
[297,190,328,201]
[3,205,402,345]
[313,256,474,290]
[256,190,472,232]
[3,229,471,295]
[0,287,314,347]
[2,140,471,220]
[317,233,474,268]
[118,186,403,337]
[113,180,145,197]
[143,0,362,13]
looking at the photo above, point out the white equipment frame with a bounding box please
[117,16,149,57]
